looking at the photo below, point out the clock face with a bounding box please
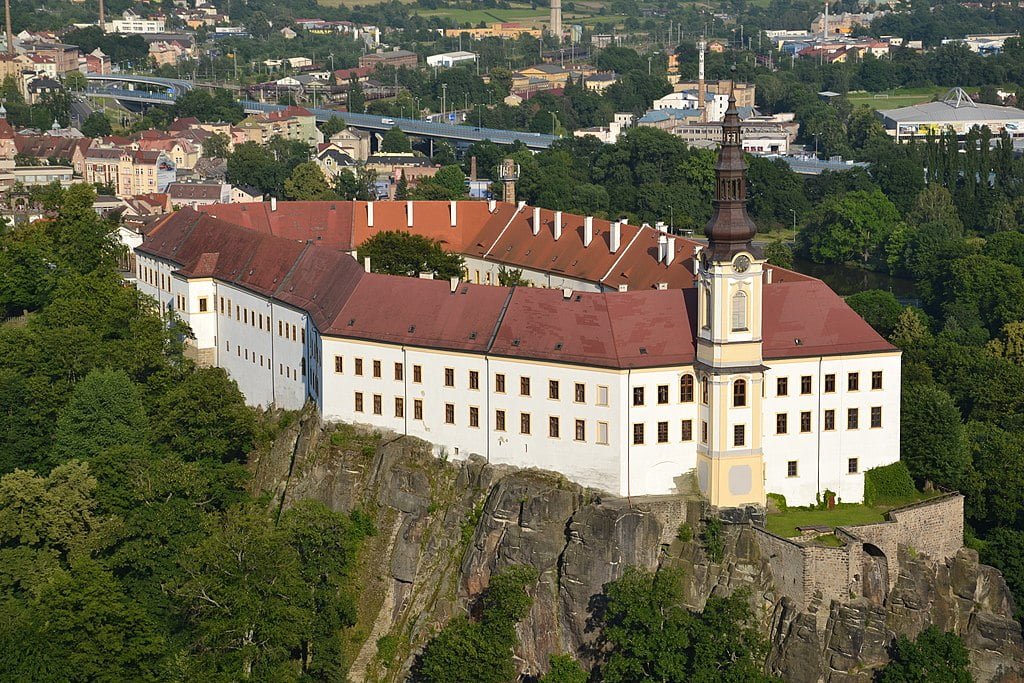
[733,255,751,273]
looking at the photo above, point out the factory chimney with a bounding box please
[4,0,12,55]
[550,0,563,44]
[697,38,707,122]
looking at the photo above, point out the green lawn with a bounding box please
[766,503,890,538]
[415,7,553,24]
[847,87,949,110]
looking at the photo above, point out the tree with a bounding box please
[357,231,464,279]
[347,77,365,114]
[381,126,412,153]
[80,112,111,138]
[498,265,528,286]
[980,527,1024,621]
[846,290,903,338]
[202,132,230,160]
[798,189,901,265]
[595,567,773,683]
[52,368,150,466]
[891,307,932,349]
[964,421,1024,530]
[394,170,410,200]
[334,167,377,201]
[765,241,794,270]
[48,183,120,275]
[173,89,244,124]
[320,116,346,138]
[901,383,970,491]
[878,626,972,683]
[283,162,338,201]
[151,367,256,463]
[227,142,284,196]
[63,71,87,92]
[540,654,588,683]
[411,165,466,200]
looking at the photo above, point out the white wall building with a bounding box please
[426,51,478,68]
[106,10,167,34]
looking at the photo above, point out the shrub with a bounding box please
[702,517,725,563]
[767,492,788,512]
[677,522,693,543]
[864,461,917,505]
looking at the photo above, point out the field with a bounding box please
[847,87,949,110]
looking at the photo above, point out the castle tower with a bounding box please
[694,89,766,509]
[499,158,519,205]
[550,0,562,43]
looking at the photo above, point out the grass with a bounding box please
[847,86,949,110]
[765,502,890,538]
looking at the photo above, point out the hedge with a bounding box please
[863,461,917,506]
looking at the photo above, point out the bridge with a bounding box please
[82,73,559,150]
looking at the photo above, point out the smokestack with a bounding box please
[550,0,563,44]
[610,220,621,252]
[367,200,374,226]
[823,0,829,39]
[4,0,12,55]
[553,211,563,240]
[406,200,413,227]
[666,237,676,265]
[449,200,457,227]
[583,216,593,247]
[98,0,105,32]
[697,39,706,122]
[532,207,541,235]
[469,155,477,181]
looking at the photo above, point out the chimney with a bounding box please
[583,216,593,247]
[363,256,371,272]
[765,267,773,285]
[553,211,563,240]
[488,198,496,212]
[697,38,707,122]
[657,234,668,263]
[618,284,628,292]
[270,197,277,211]
[517,200,526,211]
[418,272,434,279]
[666,237,676,265]
[367,200,374,227]
[562,287,572,299]
[449,200,457,227]
[610,220,621,252]
[532,207,541,235]
[470,155,477,181]
[656,282,668,290]
[406,200,413,227]
[450,276,460,292]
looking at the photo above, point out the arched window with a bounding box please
[703,289,712,329]
[700,376,709,405]
[733,379,746,407]
[680,374,694,403]
[731,290,748,332]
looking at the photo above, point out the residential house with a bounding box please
[315,144,356,180]
[329,127,371,162]
[167,181,232,208]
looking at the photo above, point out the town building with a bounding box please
[236,106,322,147]
[941,33,1019,55]
[426,51,478,69]
[18,41,79,74]
[810,11,885,36]
[328,127,371,162]
[106,10,167,34]
[167,181,232,208]
[674,79,756,109]
[358,49,418,70]
[132,97,900,508]
[878,87,1024,141]
[443,23,542,40]
[574,113,635,144]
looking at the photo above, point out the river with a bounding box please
[791,258,919,304]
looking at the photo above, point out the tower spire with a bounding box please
[703,80,757,261]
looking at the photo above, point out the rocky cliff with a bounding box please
[249,412,1024,682]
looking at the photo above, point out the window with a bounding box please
[776,377,788,397]
[633,387,645,406]
[825,373,836,393]
[520,377,531,396]
[495,374,506,393]
[334,356,343,373]
[355,358,363,376]
[597,421,609,445]
[824,409,835,431]
[733,424,746,447]
[597,385,609,406]
[549,416,560,438]
[701,421,708,443]
[871,406,882,428]
[776,413,788,435]
[520,413,531,435]
[373,394,382,415]
[657,421,669,443]
[633,423,645,445]
[549,380,560,400]
[731,290,748,331]
[701,377,709,404]
[354,392,364,412]
[787,461,798,477]
[495,409,506,431]
[395,397,404,418]
[680,374,694,402]
[848,458,859,474]
[445,403,455,424]
[574,383,585,403]
[198,297,208,312]
[470,407,479,428]
[413,365,422,383]
[681,420,693,441]
[848,372,859,391]
[373,360,381,378]
[395,363,404,381]
[801,375,812,395]
[469,370,479,390]
[847,408,859,429]
[703,288,711,329]
[733,379,747,407]
[575,419,586,441]
[801,411,812,433]
[414,399,423,420]
[444,368,455,387]
[872,371,883,390]
[657,385,669,405]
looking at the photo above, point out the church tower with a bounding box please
[694,90,766,509]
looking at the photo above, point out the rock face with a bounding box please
[250,414,1024,682]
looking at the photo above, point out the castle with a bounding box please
[133,96,901,508]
